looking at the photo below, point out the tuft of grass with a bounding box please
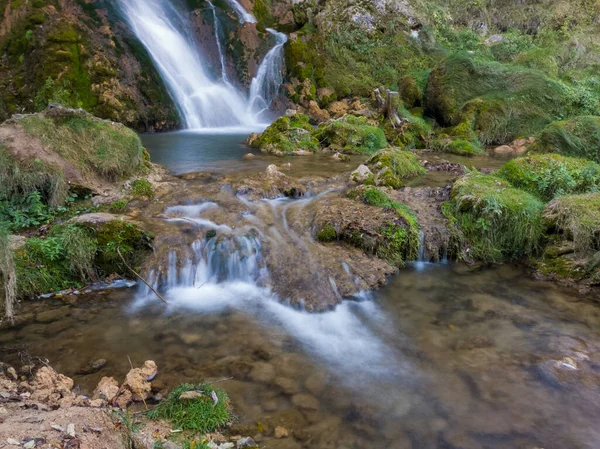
[0,145,68,208]
[148,384,231,433]
[312,115,387,154]
[131,179,154,199]
[444,172,546,262]
[497,154,600,201]
[431,138,483,155]
[366,148,425,188]
[316,223,337,242]
[544,193,600,255]
[18,112,145,181]
[534,116,600,164]
[109,199,128,213]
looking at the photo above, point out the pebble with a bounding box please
[274,426,289,438]
[66,423,76,437]
[291,393,320,411]
[23,440,35,449]
[6,439,20,446]
[236,437,257,448]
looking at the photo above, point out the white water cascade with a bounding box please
[120,0,289,130]
[248,29,288,119]
[118,0,257,129]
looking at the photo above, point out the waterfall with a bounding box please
[224,0,257,23]
[208,1,230,84]
[118,0,257,129]
[248,29,288,119]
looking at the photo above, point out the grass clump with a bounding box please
[544,193,600,254]
[534,116,600,163]
[316,222,337,242]
[384,107,433,149]
[431,138,483,155]
[19,111,145,181]
[109,199,128,213]
[366,148,425,188]
[148,384,231,433]
[444,172,546,262]
[251,114,318,155]
[497,154,600,201]
[312,115,387,154]
[131,179,153,199]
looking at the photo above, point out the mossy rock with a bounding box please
[94,220,153,276]
[398,75,422,108]
[253,114,319,155]
[498,154,600,201]
[366,148,425,188]
[544,193,600,254]
[424,54,584,145]
[444,172,546,262]
[431,138,483,156]
[384,107,432,149]
[312,115,387,154]
[534,116,600,164]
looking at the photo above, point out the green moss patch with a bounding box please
[444,172,546,262]
[498,154,600,201]
[431,138,483,156]
[251,114,318,155]
[148,384,231,433]
[544,193,600,254]
[534,116,600,163]
[18,111,145,181]
[365,148,425,188]
[312,115,387,154]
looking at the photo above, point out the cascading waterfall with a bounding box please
[208,1,230,84]
[248,29,288,118]
[224,0,257,23]
[118,0,257,129]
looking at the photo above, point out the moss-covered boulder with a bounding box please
[312,115,387,154]
[424,54,583,145]
[497,154,600,201]
[544,193,600,255]
[443,172,546,262]
[249,114,318,155]
[534,116,600,163]
[364,148,425,188]
[315,187,420,266]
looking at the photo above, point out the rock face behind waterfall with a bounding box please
[0,0,179,131]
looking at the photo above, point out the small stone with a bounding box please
[237,437,257,449]
[6,438,20,446]
[77,359,107,375]
[179,391,203,401]
[249,362,275,384]
[6,367,17,380]
[485,34,504,45]
[163,442,182,449]
[243,153,255,160]
[350,164,373,183]
[274,426,289,438]
[23,440,35,449]
[274,377,300,395]
[291,393,320,411]
[66,423,76,437]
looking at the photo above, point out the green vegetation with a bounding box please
[534,116,600,163]
[384,107,433,149]
[498,154,600,201]
[444,172,546,262]
[250,114,318,155]
[109,199,128,213]
[312,115,387,154]
[544,193,600,254]
[365,148,425,188]
[14,220,151,297]
[148,384,231,433]
[431,138,483,155]
[360,187,420,264]
[131,179,154,199]
[316,222,337,242]
[19,112,145,181]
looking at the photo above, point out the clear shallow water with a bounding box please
[4,264,600,449]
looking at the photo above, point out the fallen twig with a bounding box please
[116,246,168,304]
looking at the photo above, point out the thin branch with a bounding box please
[116,246,168,304]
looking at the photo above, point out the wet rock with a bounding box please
[243,153,255,160]
[350,164,373,183]
[304,372,327,395]
[274,426,289,438]
[122,360,157,402]
[76,358,107,375]
[485,34,504,44]
[93,377,119,402]
[492,145,515,155]
[36,307,69,323]
[291,393,320,411]
[236,437,257,448]
[179,391,203,401]
[69,213,120,225]
[274,377,300,395]
[249,362,275,384]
